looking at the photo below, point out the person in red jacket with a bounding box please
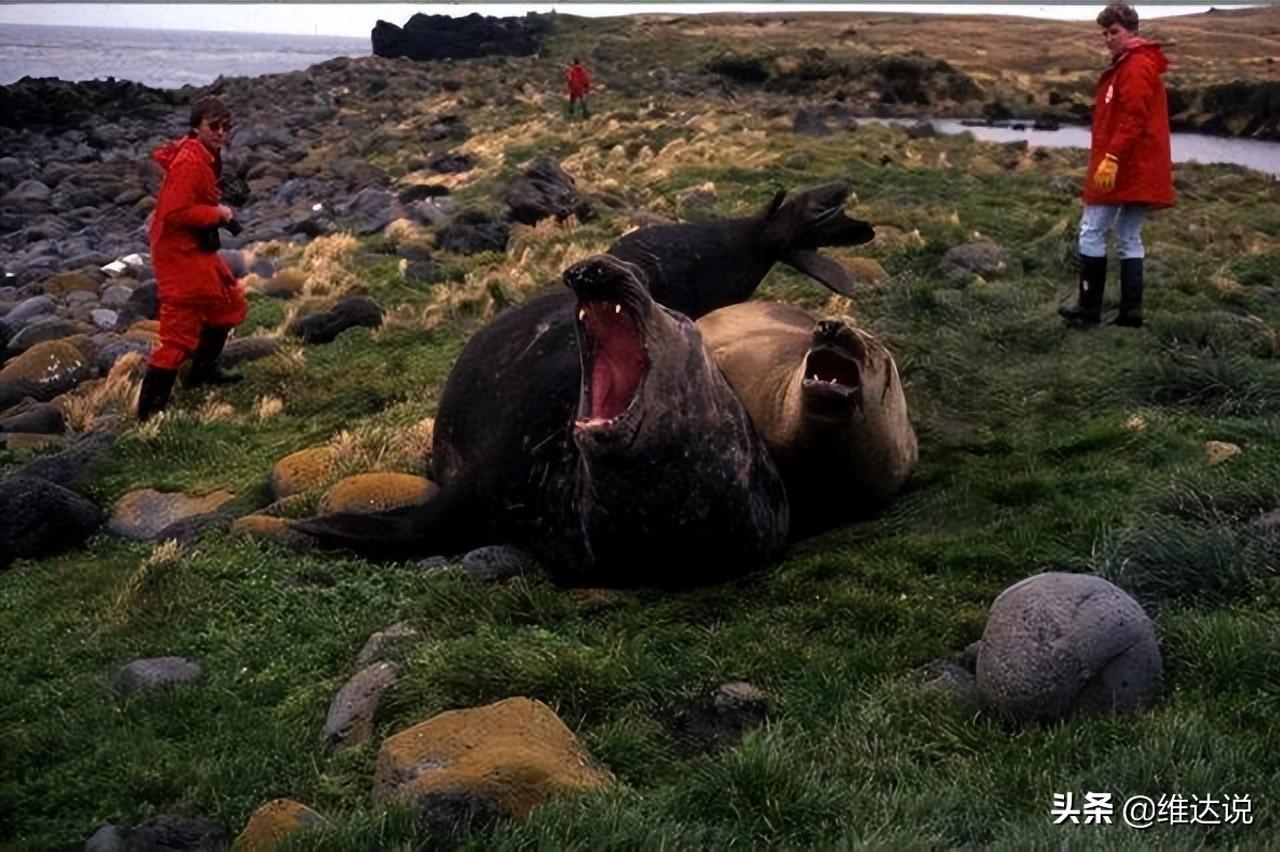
[1059,3,1174,328]
[137,95,249,421]
[563,57,591,120]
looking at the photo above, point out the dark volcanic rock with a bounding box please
[220,335,281,366]
[371,12,552,61]
[10,428,114,486]
[437,210,510,255]
[672,681,770,751]
[153,512,234,548]
[501,157,594,226]
[287,296,384,344]
[875,54,984,105]
[425,152,476,174]
[0,399,64,434]
[0,475,104,567]
[0,76,179,130]
[706,55,770,84]
[122,814,228,851]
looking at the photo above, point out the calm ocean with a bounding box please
[0,23,370,89]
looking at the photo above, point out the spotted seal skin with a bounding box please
[698,302,917,536]
[294,255,789,587]
[607,183,875,319]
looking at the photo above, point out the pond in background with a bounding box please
[868,118,1280,178]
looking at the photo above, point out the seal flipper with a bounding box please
[782,249,857,298]
[288,486,481,560]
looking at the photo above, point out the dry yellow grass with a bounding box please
[57,351,146,432]
[102,539,182,630]
[299,233,361,297]
[255,395,285,421]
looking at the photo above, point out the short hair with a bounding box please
[189,95,230,129]
[1097,3,1140,32]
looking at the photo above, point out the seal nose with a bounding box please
[814,319,867,359]
[816,319,843,340]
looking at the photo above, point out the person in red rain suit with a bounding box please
[1059,3,1174,328]
[564,57,591,120]
[137,95,249,421]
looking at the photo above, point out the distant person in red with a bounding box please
[138,95,248,421]
[564,57,591,119]
[1059,3,1174,328]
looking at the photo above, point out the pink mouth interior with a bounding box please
[582,301,647,422]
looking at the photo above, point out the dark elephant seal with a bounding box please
[698,301,917,536]
[294,255,789,586]
[607,183,875,319]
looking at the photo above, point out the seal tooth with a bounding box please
[614,303,621,314]
[578,308,586,322]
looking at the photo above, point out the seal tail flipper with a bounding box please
[782,249,857,298]
[288,486,481,560]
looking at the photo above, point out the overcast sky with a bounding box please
[0,3,1229,37]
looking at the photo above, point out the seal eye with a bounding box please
[578,300,648,423]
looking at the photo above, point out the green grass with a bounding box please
[3,74,1279,849]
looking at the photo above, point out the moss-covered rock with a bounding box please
[372,697,612,824]
[318,472,437,514]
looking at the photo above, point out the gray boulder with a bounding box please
[0,475,103,568]
[323,661,399,751]
[975,572,1162,723]
[112,657,202,695]
[939,241,1008,282]
[286,296,384,344]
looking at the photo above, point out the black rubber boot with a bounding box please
[1058,254,1107,325]
[186,325,242,386]
[1114,258,1144,328]
[136,366,177,422]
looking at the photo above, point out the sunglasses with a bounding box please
[204,119,233,132]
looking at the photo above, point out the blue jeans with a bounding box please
[1078,204,1148,259]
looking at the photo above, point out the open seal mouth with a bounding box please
[575,298,649,429]
[801,345,862,404]
[565,255,653,432]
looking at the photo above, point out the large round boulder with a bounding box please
[975,572,1162,723]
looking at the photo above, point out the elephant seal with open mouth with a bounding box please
[698,301,917,536]
[607,183,875,319]
[293,255,789,586]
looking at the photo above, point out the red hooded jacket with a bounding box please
[1082,38,1175,209]
[149,136,238,302]
[564,63,591,99]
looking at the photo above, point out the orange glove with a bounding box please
[1093,154,1119,192]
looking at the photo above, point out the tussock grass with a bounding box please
[3,37,1280,849]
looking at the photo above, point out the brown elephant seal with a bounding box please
[607,183,875,319]
[697,301,917,535]
[293,255,789,587]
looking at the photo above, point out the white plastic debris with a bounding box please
[121,253,146,268]
[312,202,324,212]
[101,260,128,277]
